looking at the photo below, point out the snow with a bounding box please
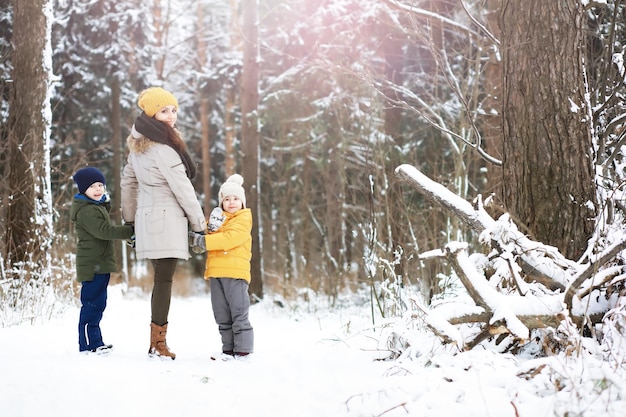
[2,284,626,417]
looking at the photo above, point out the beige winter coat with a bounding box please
[121,133,206,260]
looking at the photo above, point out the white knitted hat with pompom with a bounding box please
[218,174,246,208]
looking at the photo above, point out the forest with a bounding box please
[2,0,626,356]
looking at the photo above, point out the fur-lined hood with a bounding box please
[126,131,155,154]
[127,119,187,154]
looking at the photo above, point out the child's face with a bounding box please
[154,105,178,127]
[222,195,243,214]
[84,182,105,201]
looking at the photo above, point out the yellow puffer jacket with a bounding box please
[203,208,252,282]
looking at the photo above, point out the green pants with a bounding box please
[150,258,178,326]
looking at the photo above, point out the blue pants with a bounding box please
[210,278,254,354]
[78,273,110,352]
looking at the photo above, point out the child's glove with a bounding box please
[188,231,206,253]
[123,223,135,248]
[207,207,225,232]
[125,235,136,249]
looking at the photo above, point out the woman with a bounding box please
[121,86,206,360]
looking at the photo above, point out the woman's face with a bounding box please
[154,105,177,127]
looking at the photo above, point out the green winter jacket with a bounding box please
[70,194,134,282]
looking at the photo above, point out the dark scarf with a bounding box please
[74,193,112,212]
[134,112,197,179]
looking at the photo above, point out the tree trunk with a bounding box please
[323,144,343,298]
[500,1,596,260]
[152,0,165,80]
[481,0,503,197]
[224,0,239,177]
[382,27,409,289]
[240,0,264,301]
[196,1,212,215]
[6,0,53,271]
[111,77,125,275]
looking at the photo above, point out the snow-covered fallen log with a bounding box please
[394,163,623,349]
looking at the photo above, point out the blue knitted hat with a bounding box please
[73,167,106,194]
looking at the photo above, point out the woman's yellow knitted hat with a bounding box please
[137,87,178,117]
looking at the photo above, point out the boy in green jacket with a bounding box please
[70,167,134,354]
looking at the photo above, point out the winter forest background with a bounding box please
[3,0,626,375]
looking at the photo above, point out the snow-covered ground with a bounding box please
[1,284,624,417]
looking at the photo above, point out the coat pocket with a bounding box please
[145,209,167,235]
[139,208,188,255]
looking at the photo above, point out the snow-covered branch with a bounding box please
[396,164,575,290]
[395,164,495,233]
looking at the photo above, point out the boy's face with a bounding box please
[222,195,243,214]
[84,182,105,201]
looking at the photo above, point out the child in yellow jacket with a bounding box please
[189,174,254,358]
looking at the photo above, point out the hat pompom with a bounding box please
[225,174,244,186]
[137,87,178,117]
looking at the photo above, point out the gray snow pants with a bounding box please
[210,277,254,354]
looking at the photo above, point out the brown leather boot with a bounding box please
[149,322,176,360]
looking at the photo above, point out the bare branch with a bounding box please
[458,0,500,46]
[383,0,481,38]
